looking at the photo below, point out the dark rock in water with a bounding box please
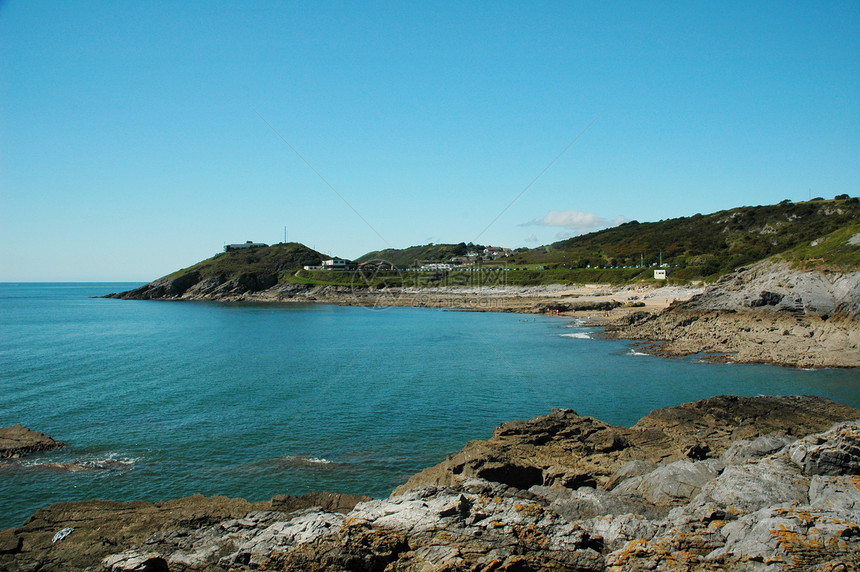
[0,425,65,459]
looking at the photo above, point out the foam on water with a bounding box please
[560,332,592,339]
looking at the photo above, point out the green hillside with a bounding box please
[347,197,858,283]
[775,222,860,271]
[507,197,860,274]
[169,242,325,281]
[356,243,480,267]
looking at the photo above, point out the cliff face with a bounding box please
[2,396,858,571]
[607,261,860,368]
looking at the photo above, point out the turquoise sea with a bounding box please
[1,283,858,529]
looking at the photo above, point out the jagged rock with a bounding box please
[0,492,362,572]
[605,459,657,490]
[719,433,796,465]
[532,485,663,521]
[675,456,810,518]
[787,421,860,475]
[395,395,858,495]
[270,491,370,514]
[705,505,860,570]
[607,260,860,367]
[225,509,345,568]
[2,397,859,572]
[0,424,65,459]
[613,459,723,507]
[103,552,169,572]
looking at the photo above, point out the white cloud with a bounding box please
[523,234,539,243]
[521,210,629,235]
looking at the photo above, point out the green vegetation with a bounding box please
[774,222,860,271]
[513,197,860,273]
[356,243,481,267]
[349,197,859,285]
[169,242,324,280]
[161,197,858,290]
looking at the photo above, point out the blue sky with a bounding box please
[2,1,858,281]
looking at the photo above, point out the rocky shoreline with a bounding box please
[605,261,860,368]
[2,395,859,571]
[105,260,859,368]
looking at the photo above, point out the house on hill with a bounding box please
[225,241,268,252]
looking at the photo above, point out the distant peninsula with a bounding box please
[106,197,860,367]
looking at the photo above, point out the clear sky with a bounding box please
[2,1,858,281]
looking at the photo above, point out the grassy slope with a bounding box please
[513,198,860,270]
[155,199,858,290]
[775,222,860,271]
[168,242,325,281]
[355,243,475,266]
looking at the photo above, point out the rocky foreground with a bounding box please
[607,261,860,368]
[2,395,859,571]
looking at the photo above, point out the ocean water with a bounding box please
[1,283,858,529]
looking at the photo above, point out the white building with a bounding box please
[654,269,668,280]
[225,241,268,252]
[322,258,351,270]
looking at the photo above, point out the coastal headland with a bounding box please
[2,395,859,571]
[105,198,860,368]
[107,258,859,368]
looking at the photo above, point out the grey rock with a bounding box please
[720,433,796,465]
[705,505,860,570]
[613,459,723,506]
[787,421,860,475]
[808,474,860,512]
[681,457,809,517]
[606,459,657,488]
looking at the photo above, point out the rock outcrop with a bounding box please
[2,395,858,571]
[394,395,859,496]
[0,492,369,572]
[0,425,65,459]
[607,261,860,367]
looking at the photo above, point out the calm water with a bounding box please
[1,283,857,528]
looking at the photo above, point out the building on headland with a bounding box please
[225,241,268,252]
[303,258,358,271]
[358,261,395,271]
[322,258,353,270]
[482,246,512,260]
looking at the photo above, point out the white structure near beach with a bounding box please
[304,258,356,271]
[322,258,349,270]
[654,269,668,280]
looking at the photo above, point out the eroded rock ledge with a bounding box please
[606,261,860,368]
[1,395,858,571]
[0,424,65,459]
